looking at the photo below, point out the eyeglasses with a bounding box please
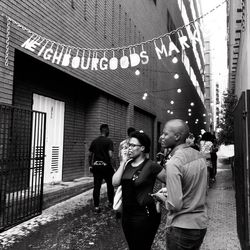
[128,143,142,148]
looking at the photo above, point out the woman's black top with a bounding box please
[121,159,162,216]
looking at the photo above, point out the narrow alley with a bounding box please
[0,155,241,250]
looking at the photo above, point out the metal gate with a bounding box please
[233,91,250,250]
[0,104,46,232]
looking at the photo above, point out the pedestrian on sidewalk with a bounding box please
[210,132,218,182]
[186,132,200,151]
[200,131,214,187]
[118,127,136,162]
[115,127,136,219]
[152,119,208,250]
[113,130,166,250]
[89,124,114,213]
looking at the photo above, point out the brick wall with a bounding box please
[0,0,186,121]
[0,0,207,180]
[12,50,129,180]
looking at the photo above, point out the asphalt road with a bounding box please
[5,199,166,250]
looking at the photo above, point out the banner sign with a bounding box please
[2,0,227,69]
[20,32,198,71]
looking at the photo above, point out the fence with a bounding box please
[0,104,46,232]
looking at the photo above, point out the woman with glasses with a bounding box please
[112,130,166,250]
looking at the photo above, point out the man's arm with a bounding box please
[89,151,94,166]
[166,162,183,212]
[109,150,117,169]
[88,151,94,173]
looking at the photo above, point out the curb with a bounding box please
[43,182,94,210]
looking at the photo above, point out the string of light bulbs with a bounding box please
[1,0,227,69]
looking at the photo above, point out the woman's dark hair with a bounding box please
[188,132,194,139]
[127,127,136,136]
[130,130,151,153]
[201,132,214,142]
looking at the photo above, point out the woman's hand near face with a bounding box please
[120,146,129,162]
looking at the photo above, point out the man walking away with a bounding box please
[152,119,208,250]
[89,124,114,213]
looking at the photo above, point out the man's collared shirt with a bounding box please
[165,144,208,229]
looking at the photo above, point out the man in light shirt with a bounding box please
[153,119,208,250]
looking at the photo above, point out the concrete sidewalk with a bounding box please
[0,157,241,250]
[152,158,241,250]
[43,176,93,209]
[201,160,241,249]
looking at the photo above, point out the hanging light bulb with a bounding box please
[135,68,140,76]
[172,56,178,64]
[167,110,171,113]
[170,111,174,115]
[174,73,179,79]
[203,113,206,117]
[177,88,182,93]
[188,109,191,112]
[190,102,194,106]
[185,121,188,124]
[142,92,148,100]
[170,100,174,105]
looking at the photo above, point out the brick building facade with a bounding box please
[0,0,206,183]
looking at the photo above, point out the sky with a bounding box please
[199,0,228,129]
[200,0,228,93]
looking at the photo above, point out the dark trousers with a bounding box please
[93,166,114,207]
[166,227,207,250]
[122,209,161,250]
[210,152,217,179]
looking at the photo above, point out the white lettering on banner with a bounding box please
[155,43,168,60]
[178,36,190,50]
[120,55,129,69]
[71,54,81,68]
[81,56,91,70]
[140,51,149,65]
[109,57,118,70]
[168,41,180,56]
[52,47,64,64]
[129,53,140,67]
[61,53,71,66]
[91,58,99,70]
[20,33,192,70]
[43,48,54,60]
[189,29,200,48]
[38,41,49,56]
[21,36,41,52]
[100,57,108,70]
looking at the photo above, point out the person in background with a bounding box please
[210,132,218,182]
[118,127,136,162]
[115,127,136,219]
[200,131,214,187]
[89,124,114,213]
[113,130,165,250]
[186,132,200,151]
[152,119,208,250]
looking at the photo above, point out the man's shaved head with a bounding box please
[165,119,190,143]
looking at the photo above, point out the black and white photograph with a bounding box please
[0,0,247,249]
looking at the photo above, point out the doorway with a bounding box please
[33,94,65,183]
